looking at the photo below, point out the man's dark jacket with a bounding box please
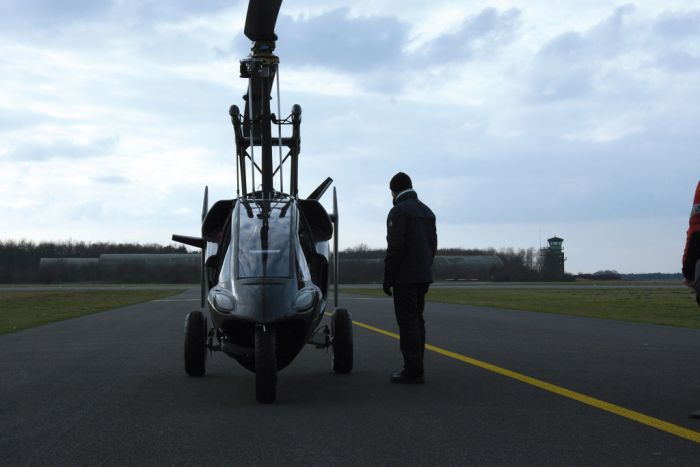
[384,190,437,286]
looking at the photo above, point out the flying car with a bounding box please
[172,0,353,403]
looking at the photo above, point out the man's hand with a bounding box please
[383,283,393,296]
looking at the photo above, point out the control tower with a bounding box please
[540,236,566,280]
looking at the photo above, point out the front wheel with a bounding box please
[332,308,353,373]
[255,326,277,403]
[184,311,207,377]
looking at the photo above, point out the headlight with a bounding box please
[213,290,235,313]
[294,290,316,311]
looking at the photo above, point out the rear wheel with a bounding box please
[184,311,207,377]
[255,326,277,403]
[332,308,353,373]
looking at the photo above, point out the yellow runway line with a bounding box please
[342,315,700,445]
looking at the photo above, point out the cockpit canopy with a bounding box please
[236,198,293,279]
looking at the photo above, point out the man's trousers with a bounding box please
[393,283,429,377]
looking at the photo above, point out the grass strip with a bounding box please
[0,289,184,335]
[344,286,700,329]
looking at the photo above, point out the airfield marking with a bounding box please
[341,315,700,445]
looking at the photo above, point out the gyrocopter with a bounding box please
[172,0,353,403]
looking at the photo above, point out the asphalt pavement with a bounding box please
[2,288,700,465]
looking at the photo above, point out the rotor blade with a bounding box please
[244,0,283,42]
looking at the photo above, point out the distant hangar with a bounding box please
[39,253,199,269]
[341,255,504,283]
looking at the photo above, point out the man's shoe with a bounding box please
[390,371,424,384]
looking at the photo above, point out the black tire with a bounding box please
[184,311,207,377]
[332,308,353,373]
[255,326,277,403]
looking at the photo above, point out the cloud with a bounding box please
[528,5,700,103]
[418,8,520,62]
[655,50,700,73]
[0,108,50,133]
[228,6,521,93]
[241,8,409,73]
[67,200,105,221]
[0,0,108,31]
[7,137,118,162]
[530,5,636,101]
[228,7,411,93]
[93,174,128,185]
[651,10,700,74]
[0,0,236,34]
[423,145,690,226]
[653,10,700,39]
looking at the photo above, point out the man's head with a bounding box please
[390,172,412,200]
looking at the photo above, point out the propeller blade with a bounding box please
[332,187,339,308]
[201,186,209,222]
[201,186,209,309]
[244,0,283,42]
[171,234,205,249]
[308,177,333,201]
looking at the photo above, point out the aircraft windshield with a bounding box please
[237,200,292,279]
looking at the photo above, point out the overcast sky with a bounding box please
[1,0,698,273]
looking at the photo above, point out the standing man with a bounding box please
[383,172,437,384]
[683,180,700,308]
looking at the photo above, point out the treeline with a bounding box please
[341,244,525,259]
[621,273,683,281]
[575,271,683,281]
[576,270,622,280]
[0,240,192,283]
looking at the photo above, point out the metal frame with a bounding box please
[229,50,303,199]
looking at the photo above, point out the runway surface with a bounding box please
[2,288,700,465]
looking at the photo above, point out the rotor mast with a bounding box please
[241,0,282,197]
[230,0,301,198]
